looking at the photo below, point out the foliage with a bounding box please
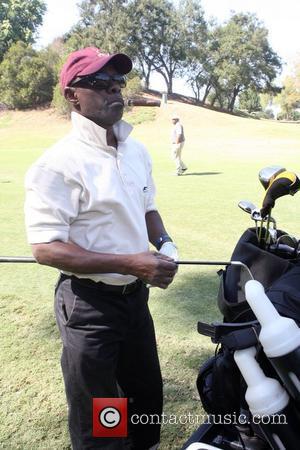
[260,92,274,111]
[239,88,262,112]
[0,1,283,112]
[129,0,207,93]
[41,38,67,84]
[66,0,207,95]
[65,0,130,54]
[250,110,274,120]
[122,70,142,99]
[189,12,281,111]
[0,42,54,109]
[127,0,173,90]
[0,0,46,62]
[51,83,71,116]
[181,3,212,101]
[277,110,300,121]
[277,62,300,120]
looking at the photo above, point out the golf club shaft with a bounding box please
[0,257,239,267]
[0,257,36,263]
[0,257,254,279]
[176,260,254,279]
[176,260,231,265]
[0,258,231,265]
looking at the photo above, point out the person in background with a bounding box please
[171,114,187,176]
[24,47,178,450]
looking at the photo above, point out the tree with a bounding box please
[200,13,282,111]
[146,0,207,93]
[278,61,300,119]
[127,0,171,89]
[0,42,54,109]
[68,0,176,91]
[185,23,216,102]
[0,0,46,62]
[65,0,130,54]
[69,0,207,94]
[278,75,300,119]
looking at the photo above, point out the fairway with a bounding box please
[1,103,300,449]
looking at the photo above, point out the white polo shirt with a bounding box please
[24,112,157,285]
[172,122,185,143]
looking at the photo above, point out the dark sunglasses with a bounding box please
[70,73,127,90]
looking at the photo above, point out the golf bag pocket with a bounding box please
[218,228,293,322]
[197,348,241,416]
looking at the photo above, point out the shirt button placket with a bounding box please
[116,155,127,185]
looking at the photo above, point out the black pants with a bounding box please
[55,275,163,450]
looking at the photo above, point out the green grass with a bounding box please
[1,104,300,449]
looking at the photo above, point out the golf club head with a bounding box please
[269,243,298,258]
[251,209,263,221]
[268,228,277,244]
[238,200,257,214]
[277,234,298,249]
[258,166,286,190]
[261,170,300,217]
[251,209,276,224]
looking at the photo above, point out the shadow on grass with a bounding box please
[182,172,222,177]
[152,269,223,331]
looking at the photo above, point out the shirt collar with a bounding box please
[71,111,133,149]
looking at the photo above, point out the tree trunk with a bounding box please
[166,78,173,94]
[210,95,217,106]
[202,84,211,103]
[144,72,150,89]
[228,87,240,112]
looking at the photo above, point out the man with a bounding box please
[24,47,178,450]
[171,114,187,176]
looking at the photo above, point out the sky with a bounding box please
[37,0,300,93]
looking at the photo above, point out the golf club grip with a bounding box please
[126,99,161,107]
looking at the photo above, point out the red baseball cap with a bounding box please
[60,47,133,91]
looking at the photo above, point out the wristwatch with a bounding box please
[155,234,173,250]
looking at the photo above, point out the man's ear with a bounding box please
[64,87,79,107]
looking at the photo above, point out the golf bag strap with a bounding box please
[197,321,216,339]
[220,326,260,350]
[198,320,260,348]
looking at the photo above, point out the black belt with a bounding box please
[61,274,143,295]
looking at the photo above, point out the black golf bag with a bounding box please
[181,227,300,450]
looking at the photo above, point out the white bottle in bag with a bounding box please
[245,280,300,404]
[234,346,300,450]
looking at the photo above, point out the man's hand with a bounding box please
[129,251,178,289]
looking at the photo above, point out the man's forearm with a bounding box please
[31,241,135,275]
[31,239,178,288]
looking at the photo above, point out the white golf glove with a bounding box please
[159,241,179,261]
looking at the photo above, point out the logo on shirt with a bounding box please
[143,186,149,193]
